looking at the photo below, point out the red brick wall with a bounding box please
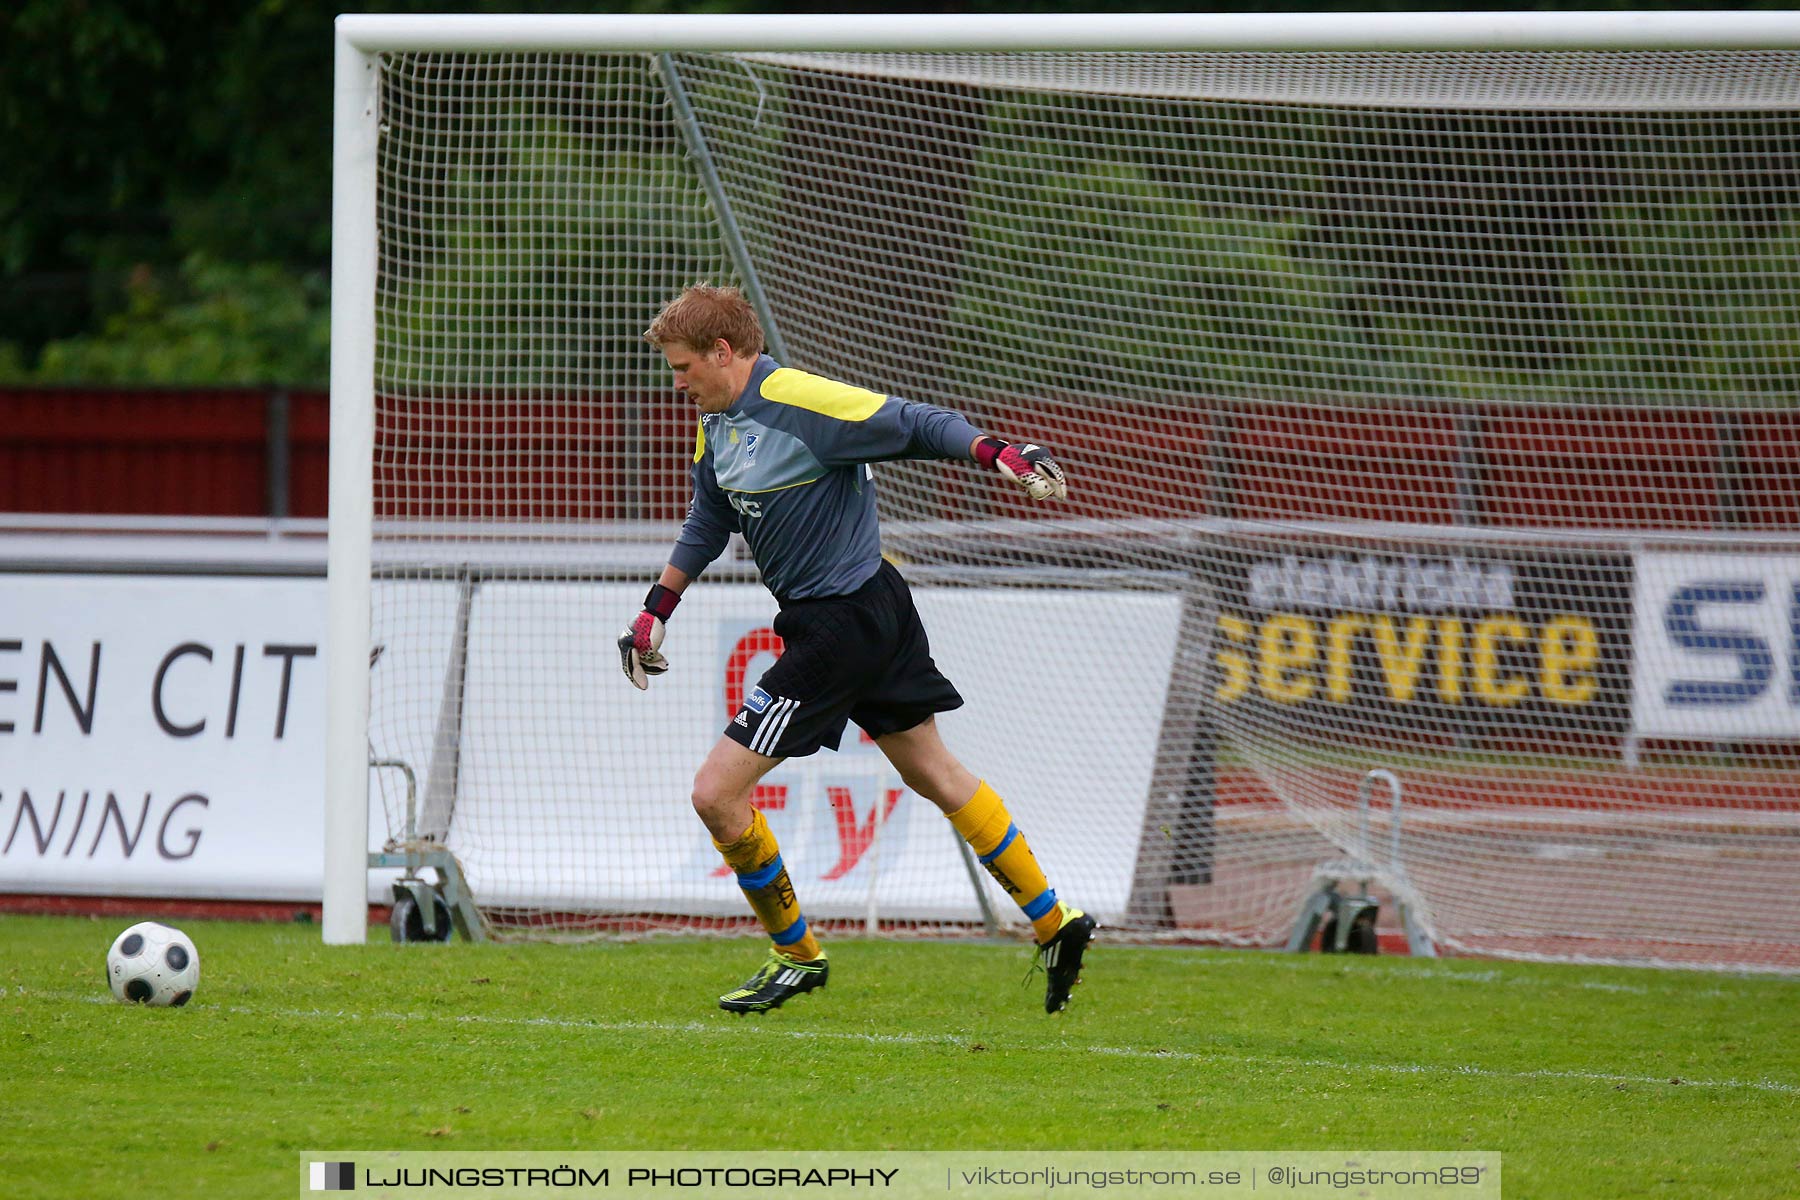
[1,387,1794,528]
[0,388,326,517]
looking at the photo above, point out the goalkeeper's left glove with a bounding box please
[975,436,1068,502]
[618,584,681,691]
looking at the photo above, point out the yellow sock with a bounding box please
[714,808,822,960]
[948,781,1064,942]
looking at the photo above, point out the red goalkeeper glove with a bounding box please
[618,584,680,691]
[975,437,1068,502]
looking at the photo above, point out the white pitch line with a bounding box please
[1081,1046,1800,1097]
[33,989,1799,1097]
[1116,953,1790,998]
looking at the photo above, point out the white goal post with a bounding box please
[328,13,1800,970]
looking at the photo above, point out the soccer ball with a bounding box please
[106,922,200,1007]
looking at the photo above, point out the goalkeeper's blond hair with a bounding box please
[643,284,765,358]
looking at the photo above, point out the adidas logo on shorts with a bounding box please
[744,693,798,755]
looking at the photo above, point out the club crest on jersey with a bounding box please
[745,687,773,714]
[743,432,760,461]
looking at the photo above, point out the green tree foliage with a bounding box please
[2,2,208,357]
[378,85,727,393]
[945,98,1800,407]
[1,0,338,380]
[0,0,733,386]
[31,255,328,385]
[950,155,1349,401]
[4,0,1800,395]
[1556,202,1800,401]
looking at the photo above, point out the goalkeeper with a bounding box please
[623,284,1094,1015]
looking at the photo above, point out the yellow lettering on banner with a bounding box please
[1214,615,1252,704]
[1436,618,1465,703]
[1259,614,1315,704]
[1541,615,1599,706]
[1325,614,1368,703]
[1217,610,1600,711]
[1473,616,1530,706]
[1375,615,1433,703]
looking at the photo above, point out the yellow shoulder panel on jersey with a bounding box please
[693,420,706,463]
[761,368,886,422]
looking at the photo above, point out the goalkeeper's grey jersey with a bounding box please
[670,354,984,601]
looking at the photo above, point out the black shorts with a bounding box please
[725,560,964,759]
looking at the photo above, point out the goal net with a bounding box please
[333,21,1800,971]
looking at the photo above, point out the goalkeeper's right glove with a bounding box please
[618,584,681,691]
[975,436,1068,502]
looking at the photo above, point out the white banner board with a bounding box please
[1,575,334,899]
[1631,552,1800,739]
[438,583,1181,923]
[6,573,1183,922]
[0,575,447,902]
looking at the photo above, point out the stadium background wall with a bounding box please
[2,387,1797,529]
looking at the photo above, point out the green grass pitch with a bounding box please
[3,914,1796,1198]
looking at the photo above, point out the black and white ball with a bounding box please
[106,922,200,1007]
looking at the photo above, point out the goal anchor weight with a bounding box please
[1284,769,1436,957]
[368,757,488,943]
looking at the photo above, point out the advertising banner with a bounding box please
[1630,552,1800,740]
[1207,548,1635,744]
[1,575,335,899]
[1,575,456,901]
[449,583,1182,921]
[4,573,1182,919]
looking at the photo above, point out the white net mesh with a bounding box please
[366,49,1800,969]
